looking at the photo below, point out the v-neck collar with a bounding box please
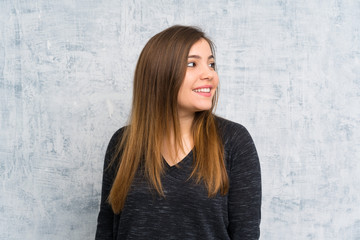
[163,149,193,169]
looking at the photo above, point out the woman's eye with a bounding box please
[209,62,216,69]
[187,62,196,67]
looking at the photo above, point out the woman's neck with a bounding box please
[179,113,194,138]
[161,113,194,166]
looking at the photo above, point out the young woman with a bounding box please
[95,25,261,239]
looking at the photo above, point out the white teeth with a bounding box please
[193,88,210,93]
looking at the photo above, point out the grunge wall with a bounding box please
[1,1,359,239]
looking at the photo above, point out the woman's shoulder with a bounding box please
[215,116,250,140]
[214,115,257,153]
[104,126,128,162]
[214,116,259,171]
[107,126,127,147]
[110,126,127,142]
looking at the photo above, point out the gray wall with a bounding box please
[1,0,359,239]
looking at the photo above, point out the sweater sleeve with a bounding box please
[227,125,262,240]
[95,129,123,240]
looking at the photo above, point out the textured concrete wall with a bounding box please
[1,0,359,239]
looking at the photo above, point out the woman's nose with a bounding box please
[200,64,214,80]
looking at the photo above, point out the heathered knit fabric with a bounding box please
[95,117,261,239]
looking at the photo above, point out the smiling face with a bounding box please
[177,38,219,118]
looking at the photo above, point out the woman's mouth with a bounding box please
[193,87,212,97]
[193,87,210,93]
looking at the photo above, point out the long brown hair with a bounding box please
[108,25,229,213]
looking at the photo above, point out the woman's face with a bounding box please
[177,38,219,118]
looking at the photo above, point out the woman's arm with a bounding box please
[95,129,123,239]
[227,126,262,239]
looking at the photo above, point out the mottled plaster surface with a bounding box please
[1,1,359,239]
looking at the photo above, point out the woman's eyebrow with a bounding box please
[188,55,214,59]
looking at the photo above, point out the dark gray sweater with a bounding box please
[95,117,261,239]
